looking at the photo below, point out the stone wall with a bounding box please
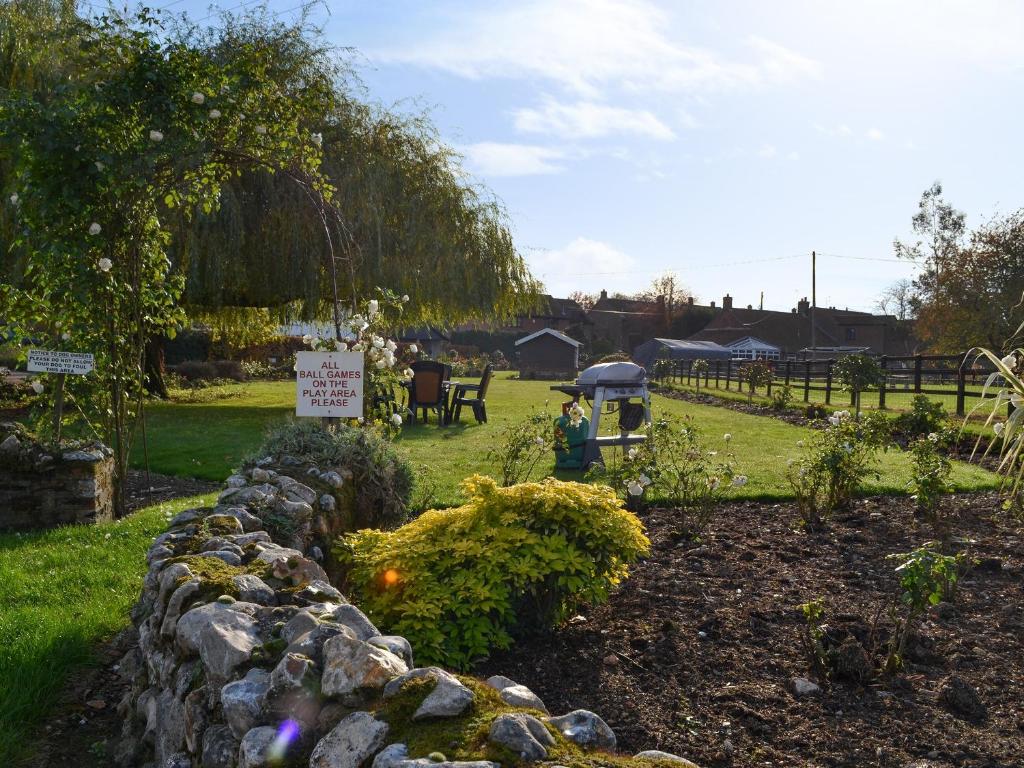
[0,423,114,531]
[117,460,702,768]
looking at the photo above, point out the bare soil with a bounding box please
[478,493,1024,768]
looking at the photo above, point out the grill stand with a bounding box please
[551,382,652,469]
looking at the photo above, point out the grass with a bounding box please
[129,373,999,506]
[0,492,217,765]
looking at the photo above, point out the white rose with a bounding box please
[627,481,644,497]
[1002,353,1016,369]
[402,294,410,303]
[390,413,403,427]
[302,334,312,345]
[98,257,112,272]
[149,129,164,142]
[534,436,545,446]
[255,124,267,135]
[732,475,748,487]
[311,132,322,147]
[627,447,638,460]
[994,421,1005,436]
[334,341,348,352]
[409,344,418,354]
[208,109,221,119]
[828,416,841,426]
[191,92,205,104]
[351,343,364,352]
[375,359,386,369]
[95,161,105,171]
[9,192,17,205]
[385,340,397,352]
[30,379,44,394]
[723,433,732,442]
[89,222,102,235]
[368,299,379,318]
[404,368,414,378]
[639,473,652,487]
[61,332,70,341]
[372,336,385,349]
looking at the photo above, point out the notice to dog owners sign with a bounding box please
[27,349,95,375]
[295,351,364,418]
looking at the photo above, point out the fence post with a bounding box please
[714,361,720,388]
[914,354,923,393]
[785,360,792,387]
[878,356,887,409]
[825,359,833,405]
[803,361,811,402]
[766,363,773,397]
[956,353,967,417]
[725,359,732,390]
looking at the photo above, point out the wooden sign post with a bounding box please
[27,349,95,444]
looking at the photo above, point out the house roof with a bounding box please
[590,295,662,315]
[514,327,582,348]
[397,326,450,342]
[688,308,838,350]
[725,336,782,352]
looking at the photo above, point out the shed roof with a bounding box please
[632,337,732,368]
[514,327,582,348]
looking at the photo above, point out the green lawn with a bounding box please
[132,374,999,506]
[0,493,218,764]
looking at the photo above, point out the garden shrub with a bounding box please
[908,432,952,526]
[250,420,413,530]
[833,354,884,417]
[171,360,218,381]
[894,395,947,439]
[788,410,891,527]
[334,474,650,668]
[587,416,738,537]
[770,384,793,411]
[739,360,773,402]
[486,408,556,486]
[210,359,246,381]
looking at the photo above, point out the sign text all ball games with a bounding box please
[295,351,364,418]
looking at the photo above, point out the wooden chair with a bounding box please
[448,364,493,424]
[407,361,451,425]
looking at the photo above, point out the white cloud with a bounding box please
[814,122,854,138]
[512,98,675,140]
[372,0,821,97]
[460,142,566,176]
[866,127,885,141]
[758,143,778,159]
[528,237,637,295]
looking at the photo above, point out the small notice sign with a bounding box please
[27,349,95,375]
[295,351,364,418]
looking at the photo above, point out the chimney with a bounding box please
[687,296,694,306]
[722,294,733,310]
[599,289,608,300]
[710,301,716,308]
[797,297,810,315]
[746,304,753,310]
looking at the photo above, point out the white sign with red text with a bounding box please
[295,351,364,418]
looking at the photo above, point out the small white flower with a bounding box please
[723,433,732,442]
[357,417,365,424]
[402,294,410,303]
[30,379,44,394]
[208,109,221,119]
[61,332,70,341]
[390,413,403,427]
[534,436,546,446]
[149,129,163,142]
[639,473,652,487]
[627,481,644,496]
[796,440,805,448]
[409,344,418,354]
[255,124,267,135]
[375,359,386,369]
[994,421,1005,436]
[1002,353,1016,370]
[403,368,414,378]
[927,432,939,443]
[191,91,205,104]
[372,336,385,349]
[732,475,748,487]
[311,132,322,147]
[9,192,17,205]
[89,222,102,235]
[334,340,348,352]
[828,416,841,427]
[97,257,112,272]
[302,334,312,345]
[352,343,364,352]
[385,339,397,352]
[95,161,105,171]
[368,299,380,318]
[708,477,721,490]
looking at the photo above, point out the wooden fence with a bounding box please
[653,354,1003,417]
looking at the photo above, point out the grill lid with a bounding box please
[577,361,647,386]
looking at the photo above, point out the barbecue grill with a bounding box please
[551,361,652,468]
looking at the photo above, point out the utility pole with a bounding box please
[810,250,817,356]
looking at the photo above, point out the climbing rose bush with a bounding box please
[334,474,650,669]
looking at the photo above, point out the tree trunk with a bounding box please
[144,334,170,399]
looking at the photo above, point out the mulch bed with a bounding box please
[653,384,818,427]
[124,468,219,513]
[477,493,1024,768]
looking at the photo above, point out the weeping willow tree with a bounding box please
[172,97,539,327]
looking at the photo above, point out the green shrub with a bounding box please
[486,408,556,486]
[250,421,413,530]
[739,360,773,403]
[770,384,793,411]
[335,474,650,668]
[908,432,952,524]
[894,395,947,438]
[788,410,891,527]
[833,354,884,417]
[587,416,737,537]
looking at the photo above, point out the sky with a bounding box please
[113,0,1024,313]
